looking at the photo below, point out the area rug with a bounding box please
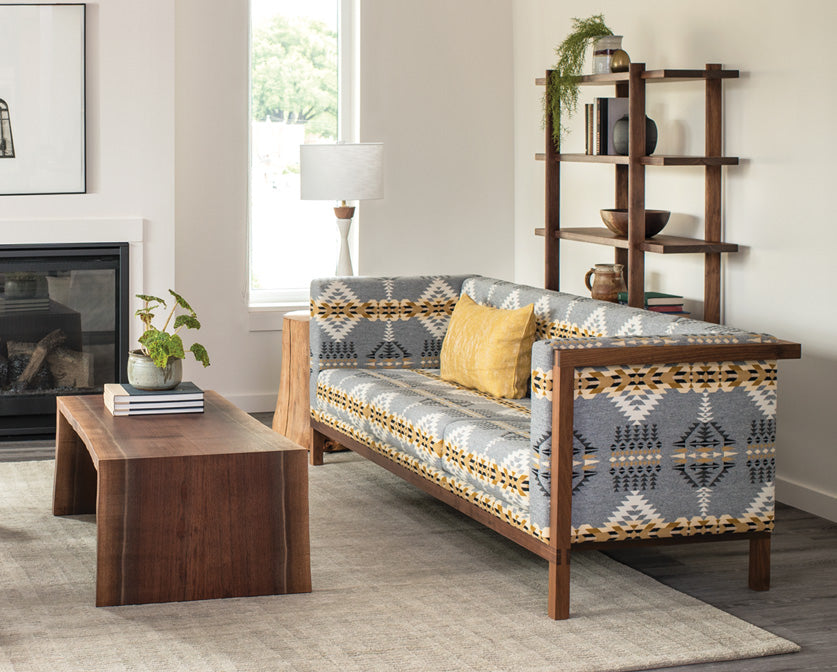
[0,456,799,672]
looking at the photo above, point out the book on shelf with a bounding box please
[596,97,629,155]
[648,305,686,313]
[585,103,595,155]
[618,291,684,308]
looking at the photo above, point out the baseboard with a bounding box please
[777,477,837,523]
[222,392,277,414]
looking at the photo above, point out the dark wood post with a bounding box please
[704,63,723,324]
[545,70,561,291]
[547,358,575,619]
[627,63,646,308]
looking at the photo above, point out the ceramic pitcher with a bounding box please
[584,263,627,303]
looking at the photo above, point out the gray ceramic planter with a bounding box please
[127,351,183,390]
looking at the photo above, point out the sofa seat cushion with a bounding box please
[315,368,531,499]
[440,417,531,510]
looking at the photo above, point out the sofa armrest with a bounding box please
[308,275,471,408]
[529,334,801,542]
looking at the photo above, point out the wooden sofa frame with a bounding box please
[310,338,801,620]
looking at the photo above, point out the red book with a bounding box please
[648,304,685,313]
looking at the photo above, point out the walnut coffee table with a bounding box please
[53,391,311,607]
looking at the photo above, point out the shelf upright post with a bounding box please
[544,70,561,291]
[614,80,629,270]
[627,63,646,308]
[704,63,723,323]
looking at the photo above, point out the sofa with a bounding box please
[307,275,800,619]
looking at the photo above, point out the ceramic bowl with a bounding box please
[599,209,670,238]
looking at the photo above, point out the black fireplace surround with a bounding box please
[0,243,129,438]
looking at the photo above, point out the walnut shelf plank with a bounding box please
[534,153,738,166]
[534,69,739,86]
[541,227,738,255]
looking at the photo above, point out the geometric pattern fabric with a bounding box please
[310,275,780,544]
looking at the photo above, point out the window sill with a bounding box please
[248,303,308,332]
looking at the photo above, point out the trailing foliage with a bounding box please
[135,290,211,369]
[546,14,613,149]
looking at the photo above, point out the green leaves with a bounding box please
[190,343,210,368]
[173,314,201,330]
[135,290,210,369]
[138,330,184,368]
[251,14,337,138]
[547,14,613,148]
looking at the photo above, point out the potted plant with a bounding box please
[545,14,614,149]
[128,290,210,390]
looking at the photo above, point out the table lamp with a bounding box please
[300,142,384,276]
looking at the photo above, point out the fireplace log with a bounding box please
[15,329,67,390]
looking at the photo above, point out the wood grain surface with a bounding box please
[53,391,311,606]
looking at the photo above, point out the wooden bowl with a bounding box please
[599,209,670,238]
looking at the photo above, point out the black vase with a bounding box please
[612,115,658,156]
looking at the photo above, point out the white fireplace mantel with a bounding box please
[0,217,144,305]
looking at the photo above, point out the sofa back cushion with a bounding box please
[461,277,752,339]
[440,294,536,398]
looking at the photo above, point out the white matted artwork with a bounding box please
[0,3,85,195]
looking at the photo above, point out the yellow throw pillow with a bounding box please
[440,294,536,399]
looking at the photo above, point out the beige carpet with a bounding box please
[0,456,799,672]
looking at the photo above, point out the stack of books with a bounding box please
[618,291,689,315]
[103,382,205,416]
[584,97,629,156]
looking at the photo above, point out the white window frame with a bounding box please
[247,0,358,317]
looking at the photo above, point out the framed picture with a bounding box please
[0,3,86,195]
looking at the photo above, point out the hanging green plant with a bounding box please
[545,14,613,149]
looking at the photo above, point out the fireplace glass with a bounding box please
[0,243,129,437]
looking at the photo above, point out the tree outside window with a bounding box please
[249,1,339,305]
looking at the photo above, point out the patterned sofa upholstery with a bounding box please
[308,275,799,619]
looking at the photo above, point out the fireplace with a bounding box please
[0,243,129,438]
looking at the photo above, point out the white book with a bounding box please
[103,382,204,404]
[108,406,205,417]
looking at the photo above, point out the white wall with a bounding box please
[0,0,176,311]
[513,1,837,521]
[358,0,514,279]
[172,0,515,411]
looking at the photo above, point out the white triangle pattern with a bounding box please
[581,306,608,336]
[747,386,777,417]
[606,491,663,527]
[610,387,665,424]
[499,289,523,310]
[318,280,361,341]
[743,482,775,520]
[616,314,644,336]
[416,277,460,337]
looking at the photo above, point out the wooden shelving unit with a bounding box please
[538,63,739,323]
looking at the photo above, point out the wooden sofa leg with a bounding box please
[310,428,326,466]
[547,552,570,620]
[749,536,771,591]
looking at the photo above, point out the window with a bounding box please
[248,0,352,306]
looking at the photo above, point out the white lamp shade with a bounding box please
[300,142,384,201]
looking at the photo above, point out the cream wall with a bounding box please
[0,0,176,315]
[173,0,515,409]
[358,0,514,278]
[513,1,837,520]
